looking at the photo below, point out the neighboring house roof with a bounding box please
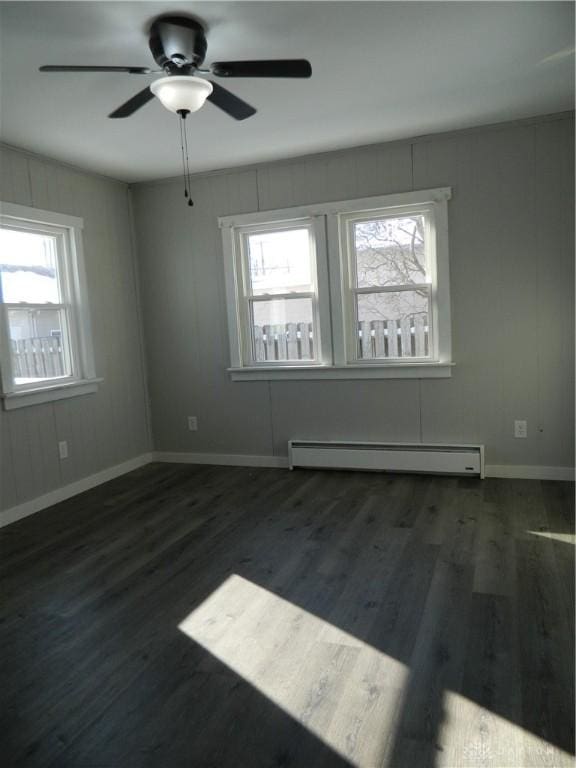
[0,264,56,278]
[0,264,57,303]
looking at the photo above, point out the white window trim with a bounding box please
[331,195,452,367]
[220,187,452,381]
[230,216,332,368]
[0,201,100,409]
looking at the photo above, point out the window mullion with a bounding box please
[325,212,346,366]
[247,292,314,302]
[3,302,67,311]
[352,284,431,296]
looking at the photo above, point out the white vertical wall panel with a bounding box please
[534,118,575,468]
[0,146,151,512]
[416,119,574,468]
[130,114,574,471]
[256,143,412,210]
[270,381,421,457]
[132,169,275,456]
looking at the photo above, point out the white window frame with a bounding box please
[0,202,100,410]
[222,214,332,368]
[220,187,452,381]
[333,194,451,367]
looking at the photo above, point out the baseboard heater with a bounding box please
[288,440,485,478]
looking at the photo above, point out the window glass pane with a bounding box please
[251,297,315,362]
[0,228,61,303]
[247,228,313,295]
[356,291,430,359]
[354,215,427,288]
[8,308,71,384]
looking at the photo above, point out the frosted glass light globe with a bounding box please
[150,76,213,114]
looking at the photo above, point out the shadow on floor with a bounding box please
[0,464,573,767]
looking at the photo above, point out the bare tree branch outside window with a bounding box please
[354,215,429,322]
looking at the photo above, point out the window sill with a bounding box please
[228,363,453,381]
[1,377,102,410]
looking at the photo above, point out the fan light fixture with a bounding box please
[150,75,213,114]
[39,15,312,209]
[150,76,214,207]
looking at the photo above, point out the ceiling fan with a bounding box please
[39,14,312,121]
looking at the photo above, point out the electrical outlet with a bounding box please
[514,420,527,439]
[187,416,198,432]
[58,440,69,459]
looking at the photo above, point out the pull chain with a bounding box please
[178,112,187,199]
[182,113,193,207]
[177,110,193,207]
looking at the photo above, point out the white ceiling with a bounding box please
[0,1,573,183]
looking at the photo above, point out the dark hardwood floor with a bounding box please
[0,463,574,767]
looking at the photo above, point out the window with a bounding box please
[0,202,99,409]
[242,222,320,364]
[224,216,332,368]
[341,208,437,363]
[221,188,452,380]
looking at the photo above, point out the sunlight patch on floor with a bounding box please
[527,530,576,545]
[178,574,573,768]
[178,574,408,767]
[438,690,574,768]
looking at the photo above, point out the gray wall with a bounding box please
[0,146,151,511]
[133,113,574,470]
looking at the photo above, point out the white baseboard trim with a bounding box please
[2,452,571,529]
[485,464,575,481]
[153,451,289,469]
[154,453,574,481]
[0,453,154,529]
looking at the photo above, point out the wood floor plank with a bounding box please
[384,518,476,767]
[1,468,301,762]
[0,466,573,768]
[457,593,524,767]
[516,534,575,761]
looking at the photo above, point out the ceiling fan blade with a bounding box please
[206,81,256,121]
[211,59,312,78]
[40,65,153,74]
[538,45,575,65]
[109,86,155,118]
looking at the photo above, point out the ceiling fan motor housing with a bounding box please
[39,13,311,121]
[149,16,208,74]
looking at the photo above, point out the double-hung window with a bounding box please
[339,205,440,363]
[224,216,331,367]
[0,202,98,409]
[221,188,452,380]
